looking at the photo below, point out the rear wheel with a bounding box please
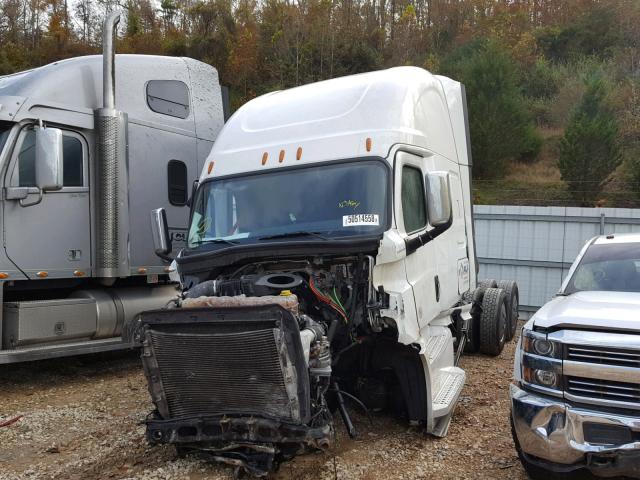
[477,279,498,290]
[479,287,508,356]
[461,289,483,353]
[498,280,519,342]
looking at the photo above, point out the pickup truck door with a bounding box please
[3,126,91,279]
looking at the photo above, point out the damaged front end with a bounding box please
[130,300,333,477]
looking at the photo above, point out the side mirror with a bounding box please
[150,208,173,261]
[425,172,452,226]
[35,126,64,191]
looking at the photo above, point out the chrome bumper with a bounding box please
[510,383,640,478]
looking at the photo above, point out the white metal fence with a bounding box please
[473,205,640,318]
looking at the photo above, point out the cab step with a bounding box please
[432,366,466,420]
[425,333,450,366]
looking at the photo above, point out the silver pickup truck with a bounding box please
[511,233,640,479]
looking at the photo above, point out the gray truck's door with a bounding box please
[3,127,91,279]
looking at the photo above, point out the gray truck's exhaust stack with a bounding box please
[95,12,130,278]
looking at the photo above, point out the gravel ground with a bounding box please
[0,331,527,480]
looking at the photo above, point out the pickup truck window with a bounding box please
[565,242,640,293]
[188,160,388,248]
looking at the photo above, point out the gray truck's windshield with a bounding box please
[565,243,640,294]
[188,160,388,249]
[0,123,12,155]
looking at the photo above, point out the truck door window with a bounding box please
[16,129,84,188]
[401,165,427,233]
[63,136,83,187]
[167,160,188,206]
[17,129,36,186]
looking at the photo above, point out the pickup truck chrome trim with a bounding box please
[564,360,640,385]
[511,384,640,477]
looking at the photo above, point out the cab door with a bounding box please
[3,125,91,279]
[395,151,440,330]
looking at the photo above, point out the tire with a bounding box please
[479,287,508,356]
[477,279,498,290]
[462,288,484,353]
[498,280,519,342]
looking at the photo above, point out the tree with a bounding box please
[558,74,621,206]
[441,39,541,179]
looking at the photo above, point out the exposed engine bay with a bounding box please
[130,255,429,477]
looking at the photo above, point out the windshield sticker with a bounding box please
[343,214,379,227]
[338,200,361,210]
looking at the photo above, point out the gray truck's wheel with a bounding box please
[479,287,508,356]
[497,280,519,342]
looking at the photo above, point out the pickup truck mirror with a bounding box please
[425,172,452,226]
[35,126,64,191]
[150,208,173,261]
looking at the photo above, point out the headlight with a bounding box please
[522,329,561,358]
[520,328,563,394]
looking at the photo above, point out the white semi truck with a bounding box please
[0,13,225,363]
[133,67,520,476]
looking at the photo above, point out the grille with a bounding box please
[566,377,640,404]
[567,345,640,368]
[147,326,300,421]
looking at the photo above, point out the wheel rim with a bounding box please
[499,303,507,343]
[511,296,519,331]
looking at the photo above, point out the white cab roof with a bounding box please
[593,233,640,245]
[203,66,469,179]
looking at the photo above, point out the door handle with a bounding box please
[4,187,43,207]
[434,275,440,302]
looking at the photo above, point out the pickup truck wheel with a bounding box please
[479,288,507,356]
[497,280,519,342]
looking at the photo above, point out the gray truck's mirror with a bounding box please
[425,172,452,226]
[35,126,64,191]
[150,208,173,260]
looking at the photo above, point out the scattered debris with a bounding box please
[0,415,23,428]
[0,333,526,479]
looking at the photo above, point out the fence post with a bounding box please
[599,213,605,235]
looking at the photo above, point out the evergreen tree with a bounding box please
[442,39,541,179]
[558,74,621,206]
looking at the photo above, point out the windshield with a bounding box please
[0,122,12,155]
[565,242,640,294]
[188,160,389,249]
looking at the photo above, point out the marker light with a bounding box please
[261,152,268,165]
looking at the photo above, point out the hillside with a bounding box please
[1,0,638,207]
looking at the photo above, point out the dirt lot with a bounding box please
[0,332,527,480]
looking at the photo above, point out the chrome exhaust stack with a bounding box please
[95,12,130,278]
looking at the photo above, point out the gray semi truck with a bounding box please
[0,13,225,363]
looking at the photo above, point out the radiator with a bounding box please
[137,305,310,424]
